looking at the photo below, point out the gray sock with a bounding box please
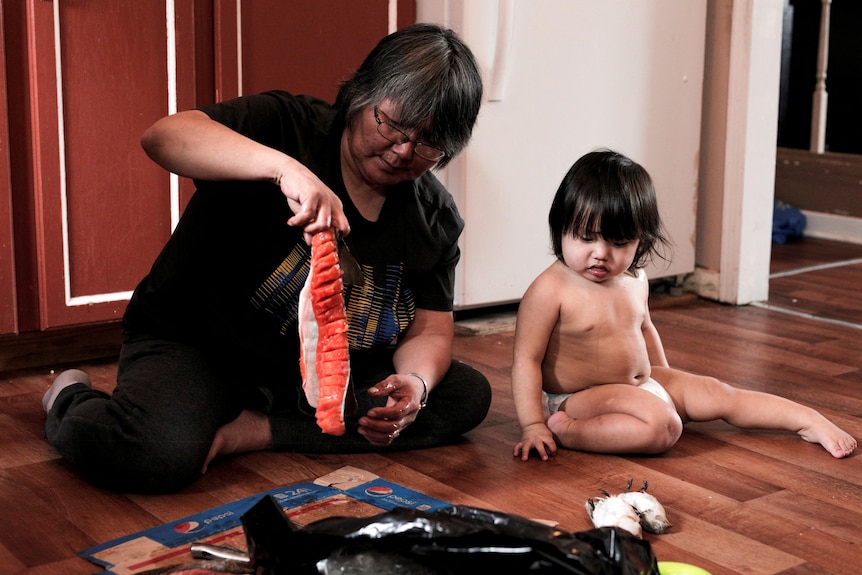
[42,369,92,412]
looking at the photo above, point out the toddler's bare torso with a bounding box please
[541,267,653,394]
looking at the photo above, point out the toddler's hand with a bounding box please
[514,423,557,461]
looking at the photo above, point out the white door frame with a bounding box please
[690,0,784,304]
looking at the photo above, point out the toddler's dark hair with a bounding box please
[548,149,670,271]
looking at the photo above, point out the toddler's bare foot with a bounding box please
[547,411,576,446]
[799,420,857,458]
[202,409,273,473]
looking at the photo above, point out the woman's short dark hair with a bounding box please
[336,23,483,168]
[548,149,671,271]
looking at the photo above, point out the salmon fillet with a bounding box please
[298,228,350,435]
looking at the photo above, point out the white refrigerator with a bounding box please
[417,0,706,308]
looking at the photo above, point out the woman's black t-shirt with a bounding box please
[122,91,464,365]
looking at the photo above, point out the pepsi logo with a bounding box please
[365,485,393,497]
[173,521,203,534]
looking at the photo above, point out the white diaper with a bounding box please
[544,377,675,416]
[544,390,572,416]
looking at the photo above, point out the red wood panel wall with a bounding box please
[25,0,198,328]
[0,4,16,334]
[215,0,416,102]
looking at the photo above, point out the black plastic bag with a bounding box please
[241,495,659,574]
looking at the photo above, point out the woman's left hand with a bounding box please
[357,374,425,446]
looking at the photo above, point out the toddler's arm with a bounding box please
[640,272,669,367]
[511,273,560,461]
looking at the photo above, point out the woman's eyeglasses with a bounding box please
[373,107,447,162]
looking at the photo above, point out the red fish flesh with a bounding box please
[298,228,351,435]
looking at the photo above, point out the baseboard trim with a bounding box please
[801,210,862,245]
[0,322,122,375]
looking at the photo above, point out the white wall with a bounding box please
[418,0,785,306]
[419,0,706,308]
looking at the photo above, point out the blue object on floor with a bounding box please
[772,200,807,244]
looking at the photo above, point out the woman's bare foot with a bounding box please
[202,409,273,473]
[799,419,857,458]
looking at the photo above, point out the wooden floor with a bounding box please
[2,237,861,575]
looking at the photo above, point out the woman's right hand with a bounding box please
[275,163,350,244]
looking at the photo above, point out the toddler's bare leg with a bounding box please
[654,367,857,458]
[546,384,682,454]
[726,393,856,458]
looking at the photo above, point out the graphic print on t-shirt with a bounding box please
[251,248,416,350]
[250,243,310,335]
[344,264,415,349]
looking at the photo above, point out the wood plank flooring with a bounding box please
[1,237,861,574]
